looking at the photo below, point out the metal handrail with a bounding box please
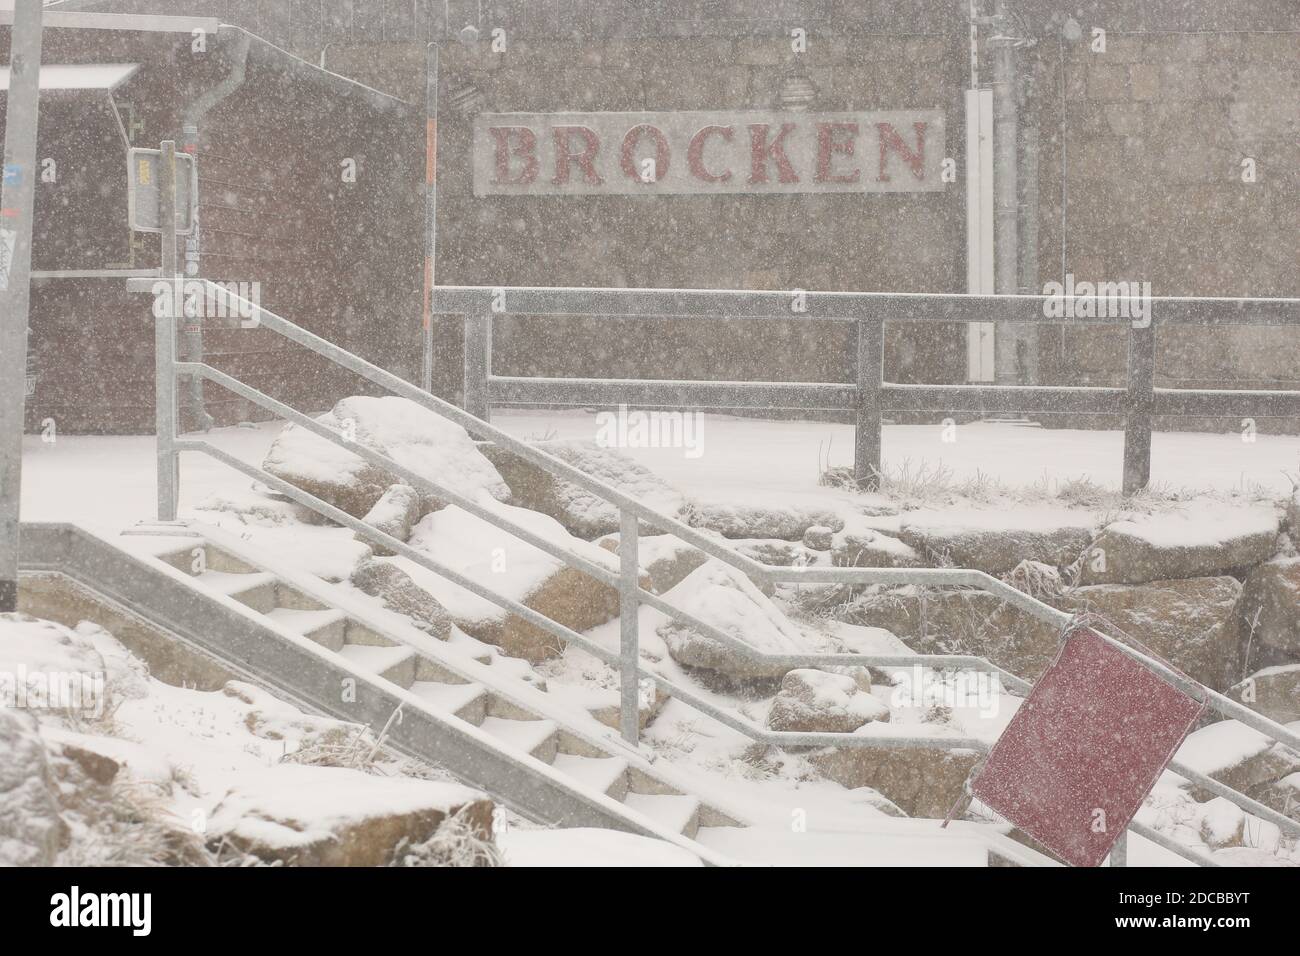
[147,278,1300,865]
[436,284,1300,494]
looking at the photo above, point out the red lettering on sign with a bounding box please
[619,124,672,184]
[876,122,928,182]
[815,122,860,184]
[551,126,604,186]
[747,123,799,185]
[687,125,734,182]
[489,127,539,185]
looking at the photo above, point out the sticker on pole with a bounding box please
[127,148,198,235]
[969,625,1203,867]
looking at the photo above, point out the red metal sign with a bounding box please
[969,625,1203,867]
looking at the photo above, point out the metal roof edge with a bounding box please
[0,10,222,34]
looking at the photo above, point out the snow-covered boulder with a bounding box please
[1229,664,1300,726]
[685,500,845,542]
[848,588,1063,681]
[766,669,889,734]
[597,531,710,595]
[1176,719,1300,799]
[1198,797,1247,849]
[1067,576,1244,691]
[732,538,818,567]
[803,525,835,551]
[898,510,1094,575]
[0,614,110,716]
[350,558,453,640]
[205,763,493,866]
[399,496,634,661]
[263,396,509,518]
[809,738,981,818]
[354,483,423,555]
[482,439,688,539]
[656,560,814,682]
[1240,557,1300,656]
[831,528,922,569]
[0,708,67,866]
[1078,506,1280,586]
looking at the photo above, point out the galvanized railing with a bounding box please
[434,285,1300,496]
[141,277,1300,866]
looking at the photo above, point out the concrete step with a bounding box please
[336,642,418,689]
[195,569,278,613]
[409,679,489,725]
[552,753,629,800]
[694,824,994,867]
[478,716,559,764]
[623,793,701,838]
[265,606,348,651]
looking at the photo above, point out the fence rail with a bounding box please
[431,285,1300,495]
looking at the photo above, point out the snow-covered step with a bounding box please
[478,716,558,764]
[194,569,278,613]
[552,753,629,800]
[623,793,701,839]
[265,607,348,651]
[336,643,418,688]
[409,679,489,725]
[156,544,259,576]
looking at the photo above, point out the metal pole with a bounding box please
[618,509,640,744]
[1122,314,1154,495]
[854,317,883,487]
[462,313,490,420]
[180,123,211,433]
[155,141,180,521]
[422,41,441,393]
[0,0,45,613]
[1109,829,1128,867]
[991,0,1028,387]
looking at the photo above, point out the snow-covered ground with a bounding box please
[20,413,1299,530]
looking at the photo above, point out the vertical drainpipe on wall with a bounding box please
[966,0,996,384]
[991,0,1036,388]
[1018,74,1041,386]
[179,29,251,432]
[423,40,440,394]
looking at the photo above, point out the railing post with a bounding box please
[155,140,180,522]
[854,316,884,487]
[1122,314,1154,496]
[618,509,641,745]
[1109,829,1128,867]
[462,313,491,421]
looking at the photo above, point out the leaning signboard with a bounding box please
[969,625,1204,867]
[127,147,198,235]
[473,110,946,197]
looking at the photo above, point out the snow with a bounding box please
[400,492,619,623]
[1100,502,1280,548]
[20,414,1300,535]
[497,827,703,867]
[1174,719,1278,778]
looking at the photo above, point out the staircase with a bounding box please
[18,521,1053,867]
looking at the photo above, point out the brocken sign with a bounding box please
[473,110,945,196]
